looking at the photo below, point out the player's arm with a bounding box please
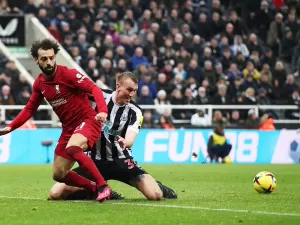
[117,108,143,149]
[0,81,43,135]
[67,70,108,120]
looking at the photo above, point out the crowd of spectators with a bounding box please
[2,0,300,128]
[0,53,33,121]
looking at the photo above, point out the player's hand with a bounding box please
[0,127,11,136]
[95,112,107,123]
[117,136,126,150]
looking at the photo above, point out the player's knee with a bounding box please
[146,190,163,201]
[52,171,66,182]
[49,190,63,200]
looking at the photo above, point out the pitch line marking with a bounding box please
[0,196,299,217]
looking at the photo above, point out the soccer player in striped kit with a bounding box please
[49,72,177,200]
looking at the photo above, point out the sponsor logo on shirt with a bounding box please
[102,120,122,136]
[49,98,67,107]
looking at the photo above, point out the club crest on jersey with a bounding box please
[120,113,128,121]
[55,84,60,94]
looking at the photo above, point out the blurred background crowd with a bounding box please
[1,0,300,129]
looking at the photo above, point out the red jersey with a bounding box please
[9,65,107,133]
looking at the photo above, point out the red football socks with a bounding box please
[62,171,96,192]
[66,146,107,188]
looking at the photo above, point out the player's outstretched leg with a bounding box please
[53,154,98,194]
[156,180,177,199]
[49,182,125,201]
[66,134,112,202]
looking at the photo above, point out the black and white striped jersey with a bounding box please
[92,89,143,161]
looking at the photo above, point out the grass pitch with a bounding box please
[0,164,299,225]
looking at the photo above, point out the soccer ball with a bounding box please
[253,171,277,193]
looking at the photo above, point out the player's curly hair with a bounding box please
[30,38,60,58]
[117,71,138,84]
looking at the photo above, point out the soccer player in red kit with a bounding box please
[0,38,112,202]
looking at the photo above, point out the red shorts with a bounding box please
[55,119,101,160]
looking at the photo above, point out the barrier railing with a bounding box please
[0,104,299,126]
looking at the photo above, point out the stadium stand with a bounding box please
[2,0,300,129]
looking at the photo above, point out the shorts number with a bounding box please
[75,122,86,132]
[124,159,135,169]
[76,122,85,130]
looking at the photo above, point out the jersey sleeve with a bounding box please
[127,107,143,134]
[66,69,96,93]
[8,79,44,131]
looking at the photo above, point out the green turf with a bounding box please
[0,164,299,225]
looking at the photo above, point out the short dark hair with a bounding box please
[117,71,138,84]
[30,38,60,58]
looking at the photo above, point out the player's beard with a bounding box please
[39,63,56,76]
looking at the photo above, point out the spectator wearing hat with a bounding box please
[154,90,172,116]
[246,109,260,129]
